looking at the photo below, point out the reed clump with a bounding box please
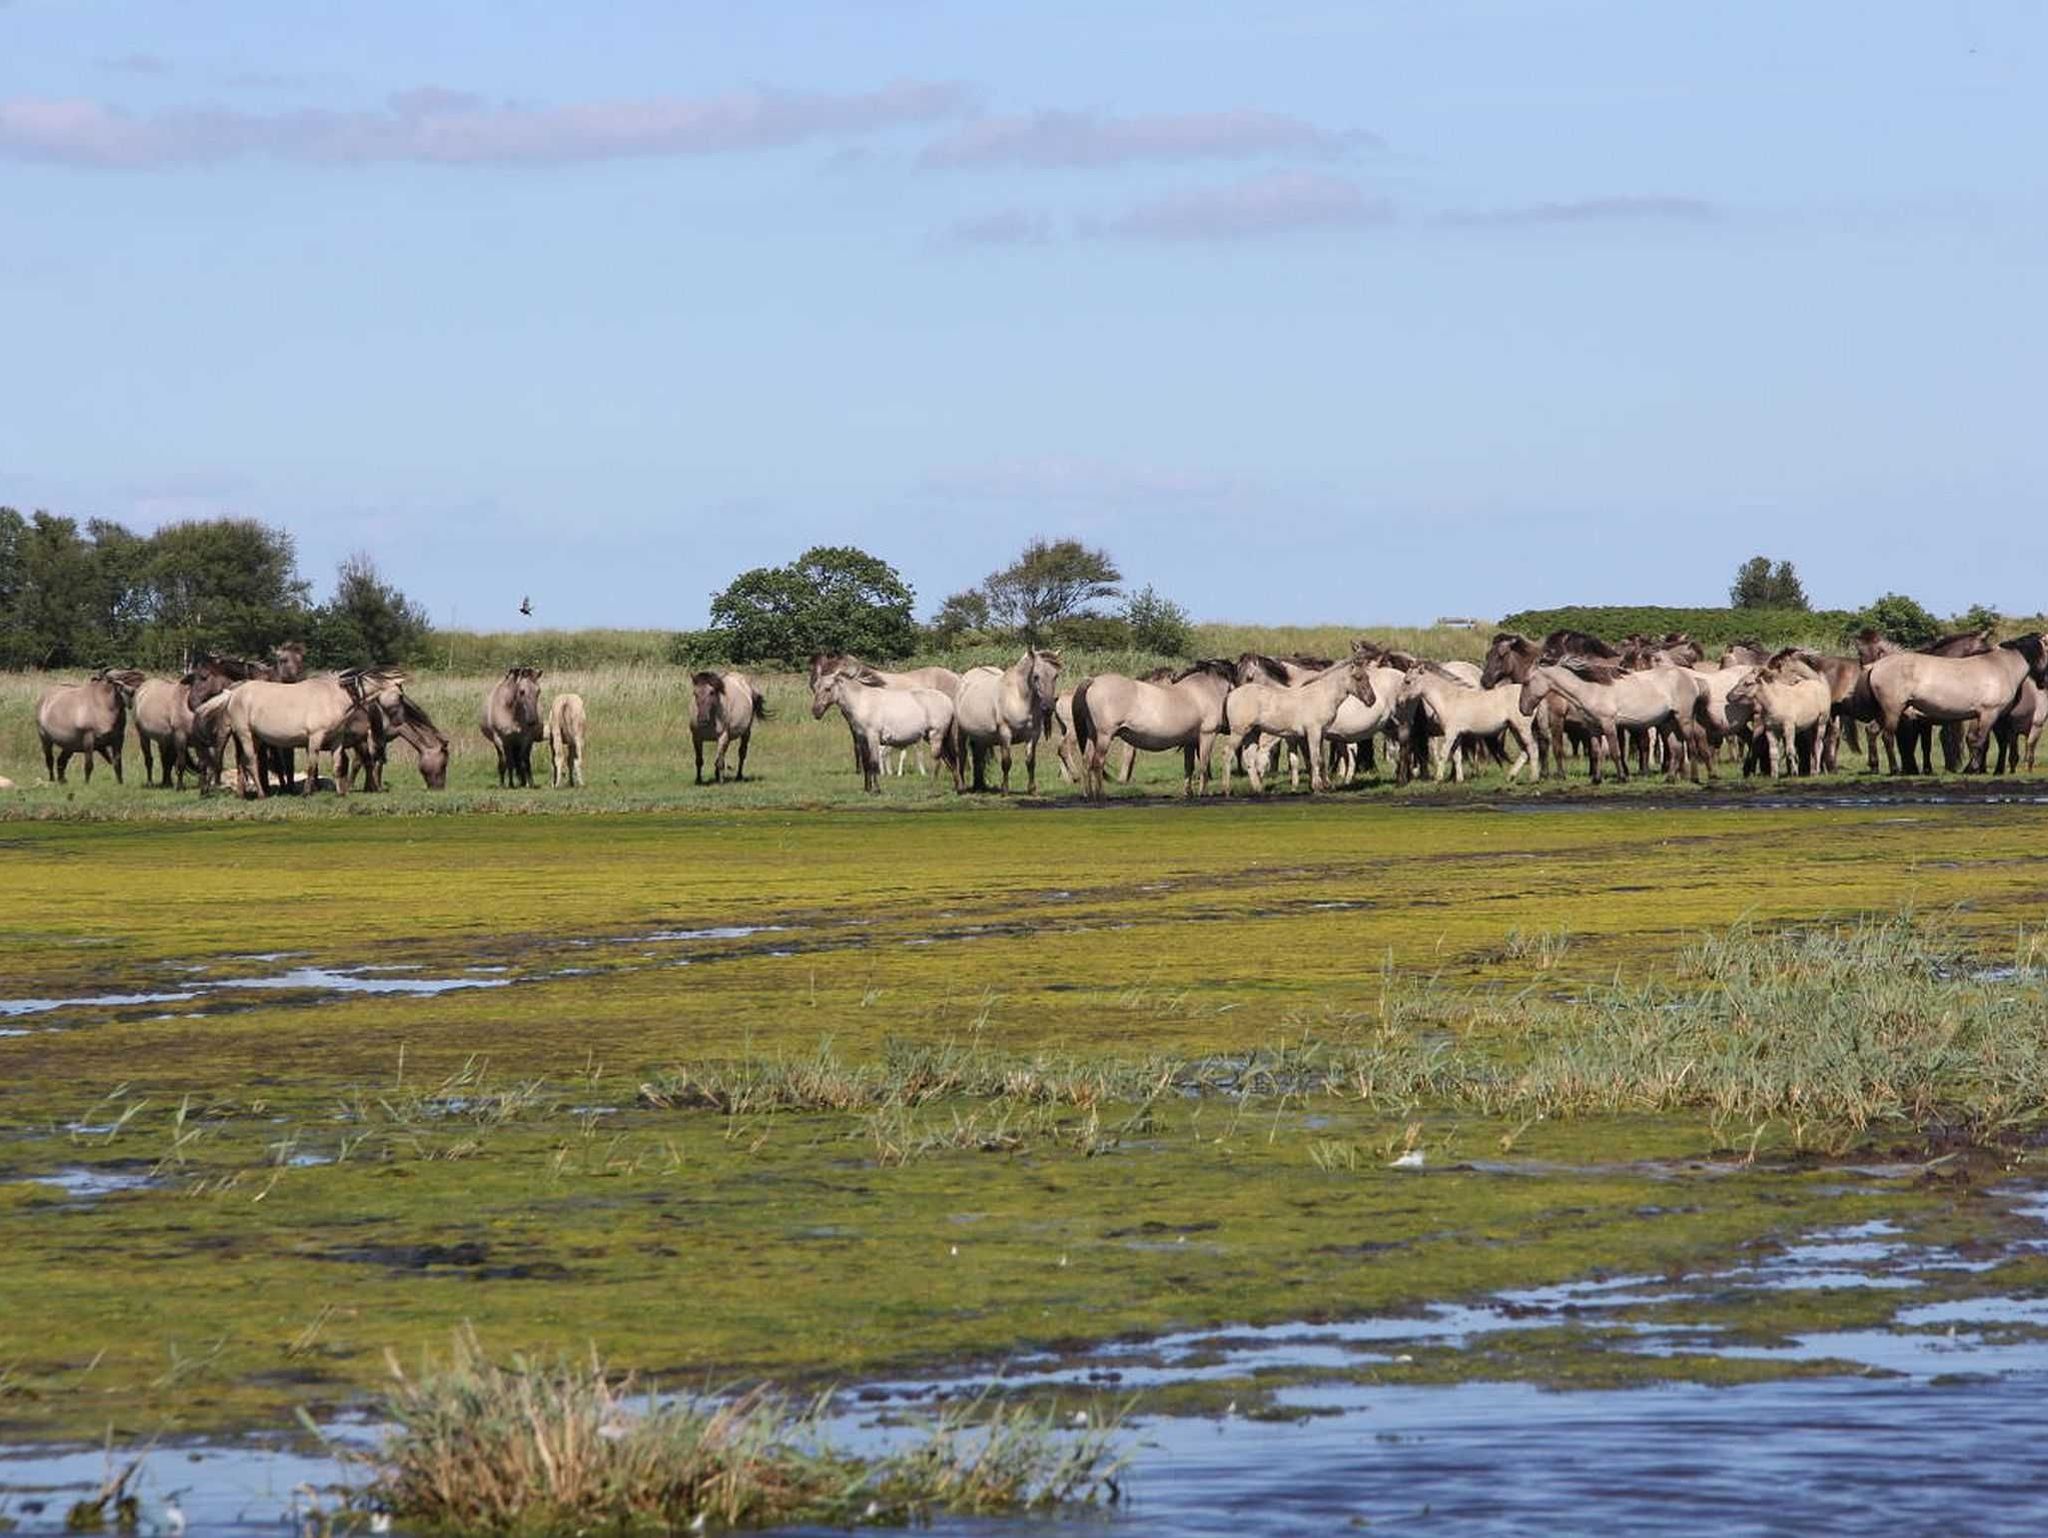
[365,1327,1125,1534]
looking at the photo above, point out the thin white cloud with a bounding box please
[0,80,972,168]
[1441,195,1716,226]
[921,107,1368,170]
[1087,171,1390,242]
[941,208,1054,246]
[97,53,171,77]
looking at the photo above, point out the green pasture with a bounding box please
[5,803,2048,1443]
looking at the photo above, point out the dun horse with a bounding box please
[1070,659,1234,799]
[811,672,956,793]
[691,671,768,784]
[953,650,1061,794]
[544,693,588,788]
[37,669,141,783]
[481,667,544,788]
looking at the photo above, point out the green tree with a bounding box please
[1953,603,2001,636]
[1729,555,1809,610]
[929,588,994,646]
[1846,593,1941,649]
[4,512,105,668]
[1122,584,1192,654]
[311,552,434,665]
[137,517,311,662]
[981,537,1121,642]
[707,545,918,666]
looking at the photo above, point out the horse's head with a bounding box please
[504,667,543,730]
[2003,634,2048,685]
[1347,653,1378,709]
[1025,650,1061,712]
[809,672,842,720]
[418,739,450,789]
[272,640,307,683]
[1479,633,1531,689]
[690,671,724,728]
[1516,668,1554,718]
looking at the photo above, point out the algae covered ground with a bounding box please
[5,801,2048,1445]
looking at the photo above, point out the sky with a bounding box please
[0,0,2042,629]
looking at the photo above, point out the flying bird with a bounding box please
[519,595,533,617]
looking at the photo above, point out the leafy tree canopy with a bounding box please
[981,537,1122,643]
[1729,556,1809,611]
[707,545,919,666]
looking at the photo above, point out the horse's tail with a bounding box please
[1072,680,1098,754]
[751,688,771,721]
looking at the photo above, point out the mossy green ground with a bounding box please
[3,804,2046,1442]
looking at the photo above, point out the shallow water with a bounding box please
[11,1191,2048,1536]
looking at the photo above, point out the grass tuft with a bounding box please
[365,1327,1125,1534]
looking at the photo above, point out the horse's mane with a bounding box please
[1559,657,1627,684]
[1412,659,1472,683]
[1172,658,1238,685]
[1489,631,1535,651]
[1379,649,1422,671]
[1541,629,1621,661]
[1139,666,1176,684]
[1923,628,1992,655]
[1285,653,1335,669]
[691,670,724,690]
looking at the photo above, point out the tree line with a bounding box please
[0,514,2006,675]
[0,509,431,671]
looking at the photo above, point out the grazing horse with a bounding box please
[481,667,544,788]
[37,669,141,783]
[1221,651,1377,795]
[1070,659,1234,799]
[1728,651,1831,777]
[812,672,956,793]
[691,670,767,784]
[1867,635,2048,775]
[953,649,1061,794]
[340,696,450,791]
[1395,667,1537,783]
[544,693,588,788]
[1517,661,1709,784]
[202,669,406,797]
[131,676,199,788]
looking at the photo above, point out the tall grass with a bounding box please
[366,1326,1126,1534]
[634,915,2048,1144]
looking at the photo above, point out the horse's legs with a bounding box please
[995,728,1014,794]
[138,732,155,786]
[573,742,585,788]
[1024,736,1039,795]
[735,727,751,782]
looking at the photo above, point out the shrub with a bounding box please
[1122,585,1192,655]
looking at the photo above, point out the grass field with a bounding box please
[6,800,2048,1448]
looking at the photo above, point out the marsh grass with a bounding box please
[635,915,2048,1146]
[366,1327,1126,1534]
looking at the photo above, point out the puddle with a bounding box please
[212,968,511,998]
[11,1167,157,1199]
[0,990,199,1019]
[640,925,789,942]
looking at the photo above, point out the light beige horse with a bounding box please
[1395,667,1537,783]
[1867,635,2048,774]
[1517,661,1709,783]
[691,670,767,783]
[37,669,141,783]
[132,676,199,788]
[1727,652,1831,777]
[1070,660,1235,799]
[202,669,406,797]
[481,667,545,788]
[810,652,962,699]
[1221,652,1377,795]
[953,649,1061,794]
[544,693,587,788]
[811,672,956,793]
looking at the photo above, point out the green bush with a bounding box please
[1496,606,1854,652]
[1123,585,1193,654]
[1842,593,1941,648]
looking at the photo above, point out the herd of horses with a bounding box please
[808,623,2048,796]
[27,622,2048,799]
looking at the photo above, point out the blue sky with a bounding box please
[1,1,2041,628]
